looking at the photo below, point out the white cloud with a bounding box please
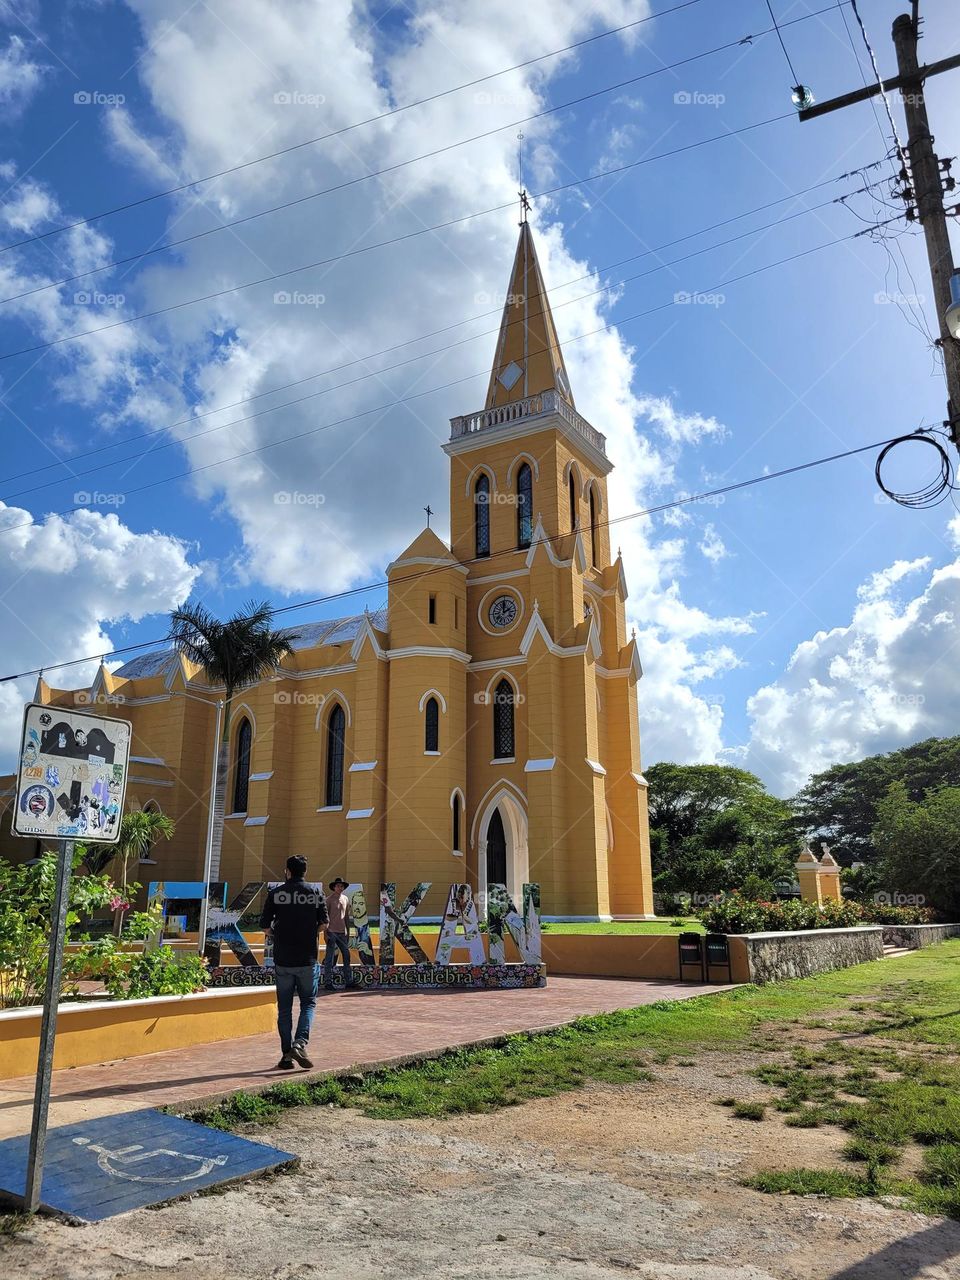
[1,0,760,768]
[698,523,728,564]
[0,36,43,113]
[742,541,960,796]
[0,503,199,770]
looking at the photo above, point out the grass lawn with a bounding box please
[188,942,960,1217]
[540,919,704,935]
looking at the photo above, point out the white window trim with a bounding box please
[424,750,441,757]
[316,805,343,814]
[223,812,247,820]
[491,756,516,765]
[349,760,377,772]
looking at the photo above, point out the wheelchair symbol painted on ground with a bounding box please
[72,1136,228,1184]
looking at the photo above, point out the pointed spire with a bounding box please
[485,222,575,411]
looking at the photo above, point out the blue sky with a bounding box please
[0,0,957,794]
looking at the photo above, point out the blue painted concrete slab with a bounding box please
[0,1109,295,1221]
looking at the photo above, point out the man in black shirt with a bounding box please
[260,855,328,1069]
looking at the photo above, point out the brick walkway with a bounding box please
[0,976,731,1139]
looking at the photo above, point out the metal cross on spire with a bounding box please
[517,132,530,225]
[424,504,434,528]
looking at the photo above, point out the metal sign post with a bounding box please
[10,702,132,1213]
[24,838,74,1213]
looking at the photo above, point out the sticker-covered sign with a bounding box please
[12,703,131,843]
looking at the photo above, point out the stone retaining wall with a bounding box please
[740,926,884,984]
[881,923,960,950]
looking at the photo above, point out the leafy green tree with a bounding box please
[169,599,296,880]
[647,763,796,897]
[872,780,960,917]
[791,736,960,865]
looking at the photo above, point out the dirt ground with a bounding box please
[4,1050,960,1280]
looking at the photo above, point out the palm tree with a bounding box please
[86,808,176,934]
[169,599,296,882]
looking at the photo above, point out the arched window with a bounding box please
[325,704,346,807]
[569,470,578,531]
[452,792,461,852]
[492,679,515,760]
[517,462,533,549]
[232,717,252,814]
[474,473,490,558]
[424,696,440,753]
[589,485,599,567]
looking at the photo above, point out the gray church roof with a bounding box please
[113,606,387,681]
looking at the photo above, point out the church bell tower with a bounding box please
[441,220,654,920]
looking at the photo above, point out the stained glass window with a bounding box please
[232,718,252,814]
[425,696,439,752]
[475,474,490,557]
[517,463,533,549]
[493,679,515,759]
[325,704,346,807]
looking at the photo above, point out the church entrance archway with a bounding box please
[477,788,529,908]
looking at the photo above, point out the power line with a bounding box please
[0,9,739,302]
[764,0,802,87]
[0,160,885,489]
[0,0,830,259]
[0,425,925,687]
[0,110,799,362]
[0,216,900,536]
[849,0,908,166]
[0,173,892,505]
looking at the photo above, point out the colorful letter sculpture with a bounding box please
[204,883,268,967]
[198,878,545,990]
[348,885,376,965]
[145,881,227,951]
[378,882,431,965]
[435,884,485,966]
[487,883,542,965]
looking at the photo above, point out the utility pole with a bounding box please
[798,8,960,446]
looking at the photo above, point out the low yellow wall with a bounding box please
[539,933,750,984]
[0,988,277,1081]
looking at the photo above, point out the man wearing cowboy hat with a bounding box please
[323,876,355,990]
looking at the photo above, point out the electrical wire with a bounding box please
[0,172,891,503]
[874,431,956,508]
[0,15,790,305]
[0,426,927,686]
[0,111,799,363]
[0,2,837,260]
[0,214,902,541]
[764,0,803,87]
[834,0,940,362]
[849,0,908,167]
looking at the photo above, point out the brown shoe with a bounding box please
[291,1042,313,1069]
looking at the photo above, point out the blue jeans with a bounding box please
[323,933,352,985]
[274,963,318,1053]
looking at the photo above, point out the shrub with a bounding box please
[698,892,864,935]
[101,945,208,1000]
[860,903,937,926]
[0,852,116,1008]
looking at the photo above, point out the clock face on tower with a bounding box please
[488,594,518,629]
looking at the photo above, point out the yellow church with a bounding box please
[3,223,654,920]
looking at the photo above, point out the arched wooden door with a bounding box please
[486,807,507,885]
